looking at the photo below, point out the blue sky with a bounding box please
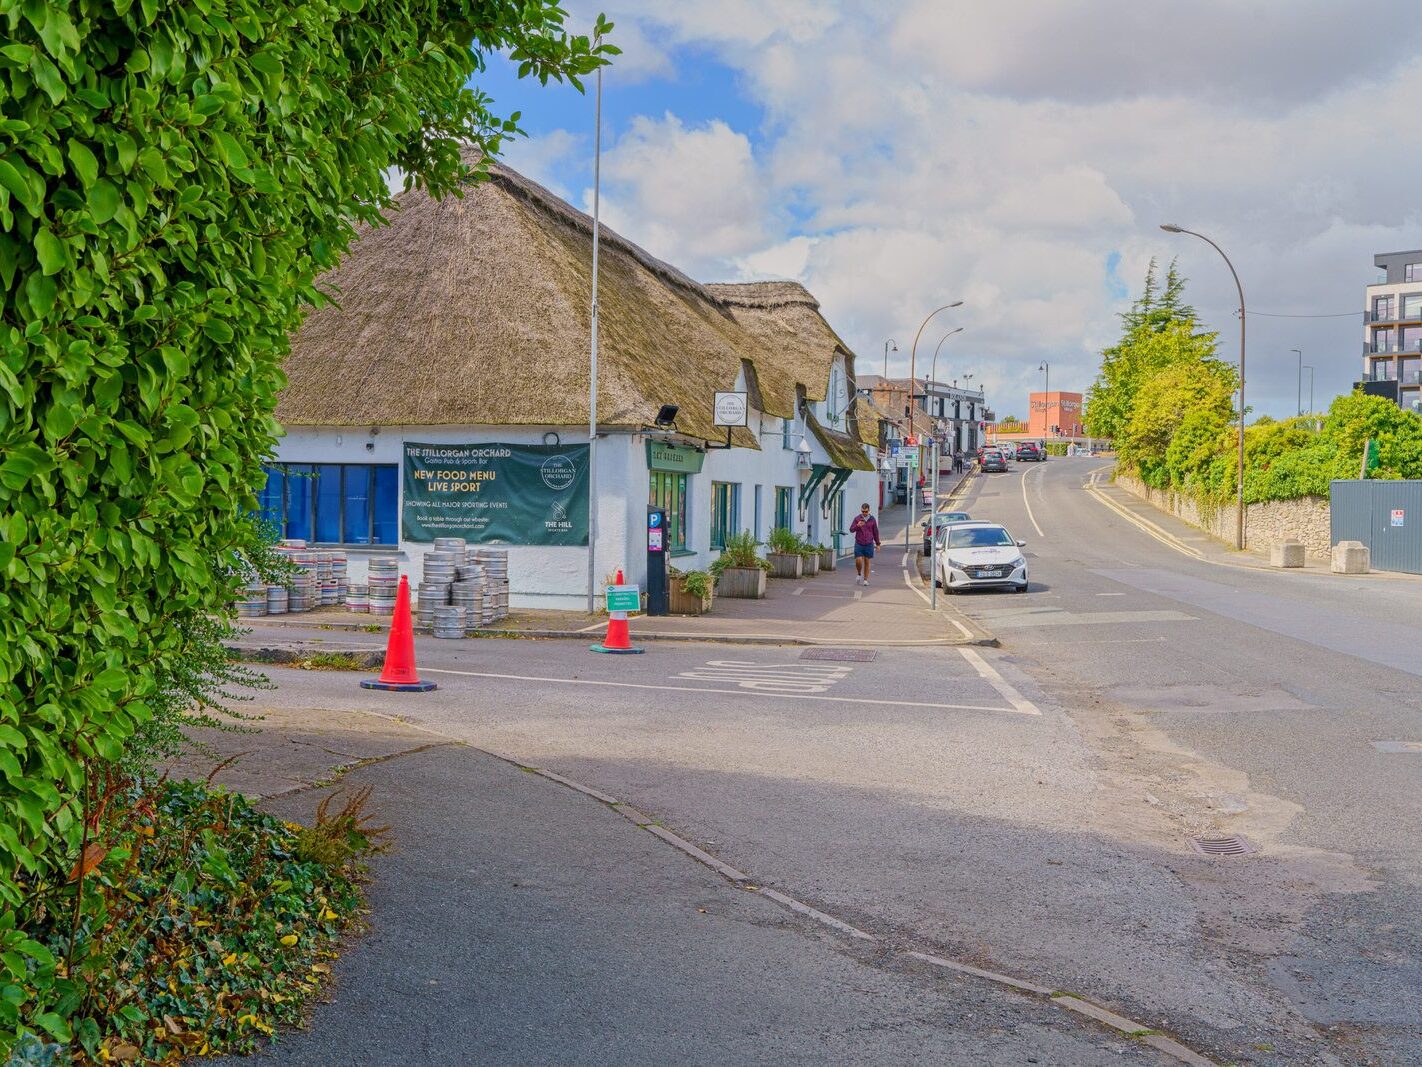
[464,3,1422,422]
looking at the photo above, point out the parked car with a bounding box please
[921,510,972,555]
[1015,441,1043,462]
[935,522,1029,594]
[981,451,1008,473]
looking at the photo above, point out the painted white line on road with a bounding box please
[1084,469,1206,561]
[420,667,1019,715]
[900,561,976,640]
[1021,462,1046,538]
[1095,592,1126,596]
[791,586,806,596]
[957,647,1041,716]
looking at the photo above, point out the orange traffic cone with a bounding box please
[590,568,645,655]
[361,575,438,691]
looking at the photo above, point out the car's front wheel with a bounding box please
[1014,582,1029,594]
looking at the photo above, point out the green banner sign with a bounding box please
[402,442,589,545]
[646,440,705,474]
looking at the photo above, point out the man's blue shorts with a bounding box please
[854,542,875,559]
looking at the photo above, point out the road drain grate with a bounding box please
[1188,835,1255,857]
[800,648,878,663]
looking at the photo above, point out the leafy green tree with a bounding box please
[1085,259,1213,442]
[0,0,612,1049]
[1118,336,1236,488]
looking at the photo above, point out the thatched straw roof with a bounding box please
[277,158,865,452]
[805,410,875,471]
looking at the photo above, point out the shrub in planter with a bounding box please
[766,527,806,578]
[668,568,714,614]
[799,541,821,576]
[711,531,770,598]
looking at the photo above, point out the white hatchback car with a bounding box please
[934,521,1029,594]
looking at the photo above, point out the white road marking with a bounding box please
[792,586,806,596]
[419,667,1021,714]
[677,660,854,693]
[1095,592,1126,597]
[957,647,1041,716]
[899,555,976,639]
[973,608,1195,630]
[1021,463,1046,537]
[1083,469,1206,561]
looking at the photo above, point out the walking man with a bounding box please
[849,503,881,586]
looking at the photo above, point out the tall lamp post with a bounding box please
[1291,348,1303,416]
[927,327,963,609]
[883,338,898,380]
[905,302,964,563]
[1303,365,1315,421]
[1038,360,1049,436]
[1161,224,1246,550]
[585,49,605,611]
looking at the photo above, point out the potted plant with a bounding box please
[711,530,769,598]
[817,543,837,571]
[797,535,821,576]
[766,527,805,579]
[668,567,713,615]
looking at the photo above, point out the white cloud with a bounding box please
[545,2,1422,417]
[593,114,773,278]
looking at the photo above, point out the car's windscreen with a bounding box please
[948,527,1014,548]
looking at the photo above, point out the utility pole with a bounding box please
[1291,348,1302,416]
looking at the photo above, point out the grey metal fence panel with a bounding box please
[1329,480,1370,545]
[1330,479,1422,574]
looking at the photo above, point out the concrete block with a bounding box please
[1331,540,1370,574]
[1270,539,1305,568]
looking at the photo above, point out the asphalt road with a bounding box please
[222,743,1157,1067]
[945,455,1422,1065]
[233,459,1422,1065]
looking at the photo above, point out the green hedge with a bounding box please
[0,1,609,1054]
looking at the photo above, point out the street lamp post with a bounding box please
[883,338,897,380]
[1038,360,1049,437]
[927,327,963,609]
[1161,224,1247,551]
[905,302,963,569]
[1291,348,1303,417]
[1304,365,1315,420]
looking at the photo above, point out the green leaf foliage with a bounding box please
[1088,266,1422,505]
[0,1,612,1056]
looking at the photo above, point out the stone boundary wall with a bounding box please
[1114,472,1331,559]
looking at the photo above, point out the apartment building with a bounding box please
[1361,249,1422,413]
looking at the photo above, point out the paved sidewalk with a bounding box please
[198,694,1167,1066]
[241,488,988,649]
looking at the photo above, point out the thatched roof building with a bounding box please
[278,161,874,450]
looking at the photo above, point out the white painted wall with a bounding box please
[274,425,634,610]
[274,404,877,610]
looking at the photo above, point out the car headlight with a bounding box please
[945,557,967,569]
[1007,556,1025,569]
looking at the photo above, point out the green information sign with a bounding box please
[646,440,705,474]
[402,441,589,545]
[605,584,641,613]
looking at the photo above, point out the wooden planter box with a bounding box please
[801,553,821,576]
[668,584,713,615]
[717,566,767,599]
[767,552,803,579]
[819,549,836,571]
